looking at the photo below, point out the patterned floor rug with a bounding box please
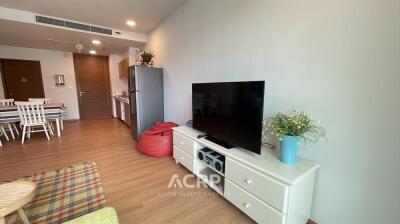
[5,162,107,224]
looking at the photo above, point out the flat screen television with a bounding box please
[192,81,265,155]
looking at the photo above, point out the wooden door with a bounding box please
[1,59,45,101]
[73,54,112,119]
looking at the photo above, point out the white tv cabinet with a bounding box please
[172,126,319,224]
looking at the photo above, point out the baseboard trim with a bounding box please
[307,219,317,224]
[64,119,78,123]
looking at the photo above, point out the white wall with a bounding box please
[0,45,79,119]
[128,47,140,66]
[147,0,400,223]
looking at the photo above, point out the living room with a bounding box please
[0,1,399,224]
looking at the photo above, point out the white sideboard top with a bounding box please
[173,126,320,185]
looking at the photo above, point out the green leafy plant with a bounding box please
[263,110,326,146]
[141,50,155,63]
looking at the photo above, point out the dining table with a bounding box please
[0,103,64,138]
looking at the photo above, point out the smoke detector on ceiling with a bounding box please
[75,43,84,52]
[48,39,89,53]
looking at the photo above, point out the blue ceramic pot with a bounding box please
[280,135,300,165]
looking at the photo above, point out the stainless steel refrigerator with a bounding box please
[128,65,164,140]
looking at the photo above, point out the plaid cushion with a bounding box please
[5,162,107,224]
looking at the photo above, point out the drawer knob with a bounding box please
[244,203,251,208]
[180,142,184,145]
[180,156,185,160]
[245,178,252,184]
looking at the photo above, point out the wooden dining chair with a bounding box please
[0,99,19,139]
[15,101,50,144]
[28,98,55,135]
[0,99,15,106]
[28,98,51,104]
[29,98,65,132]
[0,125,9,141]
[0,129,5,147]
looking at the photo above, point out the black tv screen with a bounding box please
[192,81,265,155]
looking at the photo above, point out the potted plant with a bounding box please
[264,110,326,165]
[140,50,155,66]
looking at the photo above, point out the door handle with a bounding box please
[79,91,86,96]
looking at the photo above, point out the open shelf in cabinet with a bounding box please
[196,162,225,195]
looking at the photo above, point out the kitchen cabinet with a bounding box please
[118,57,129,78]
[115,100,121,119]
[114,96,130,126]
[124,102,130,126]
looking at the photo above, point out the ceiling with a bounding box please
[0,0,187,54]
[0,0,187,33]
[0,20,145,55]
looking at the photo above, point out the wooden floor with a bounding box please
[0,118,253,224]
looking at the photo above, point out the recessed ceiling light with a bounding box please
[126,20,136,27]
[89,50,97,54]
[92,40,101,45]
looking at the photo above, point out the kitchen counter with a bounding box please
[113,95,130,126]
[113,95,129,104]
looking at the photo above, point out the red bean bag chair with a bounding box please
[138,122,178,157]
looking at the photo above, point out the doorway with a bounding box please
[73,54,112,119]
[0,59,45,101]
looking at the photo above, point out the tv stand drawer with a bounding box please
[225,157,289,213]
[225,179,285,224]
[173,132,200,156]
[173,146,194,173]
